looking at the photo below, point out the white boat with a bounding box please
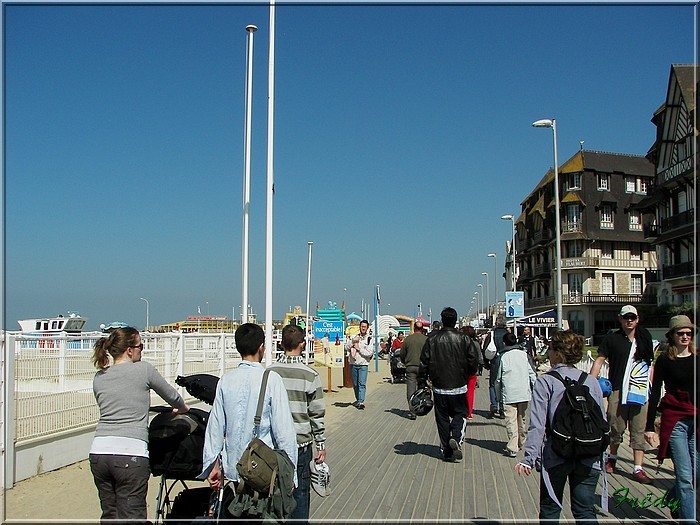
[17,313,88,334]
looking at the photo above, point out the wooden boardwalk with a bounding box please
[312,359,678,523]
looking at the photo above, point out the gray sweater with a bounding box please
[93,361,185,442]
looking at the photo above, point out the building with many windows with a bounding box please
[638,64,698,308]
[516,150,657,342]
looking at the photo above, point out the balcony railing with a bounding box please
[523,293,656,309]
[662,261,695,279]
[643,223,658,239]
[534,262,551,276]
[562,221,582,233]
[660,209,695,232]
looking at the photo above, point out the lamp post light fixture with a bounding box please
[500,214,517,292]
[140,298,149,331]
[488,253,497,321]
[481,272,490,321]
[532,118,563,330]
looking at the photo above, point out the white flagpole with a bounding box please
[264,3,276,366]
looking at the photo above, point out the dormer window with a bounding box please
[597,174,611,191]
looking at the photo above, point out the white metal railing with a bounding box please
[7,331,242,443]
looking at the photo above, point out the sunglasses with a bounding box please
[622,315,638,321]
[675,331,693,338]
[132,343,144,350]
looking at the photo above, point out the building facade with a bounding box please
[639,64,698,309]
[516,150,657,342]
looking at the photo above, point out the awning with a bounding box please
[507,308,558,327]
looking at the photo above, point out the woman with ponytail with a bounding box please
[89,327,188,523]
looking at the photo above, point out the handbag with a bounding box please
[484,332,498,360]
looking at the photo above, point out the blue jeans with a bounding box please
[290,444,312,521]
[539,459,599,524]
[351,364,368,403]
[668,417,697,521]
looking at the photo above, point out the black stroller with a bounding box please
[149,374,219,524]
[390,348,406,383]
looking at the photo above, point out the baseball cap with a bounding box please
[619,305,638,317]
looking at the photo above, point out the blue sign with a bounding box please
[313,320,345,342]
[505,291,525,318]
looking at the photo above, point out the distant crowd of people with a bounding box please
[87,304,696,523]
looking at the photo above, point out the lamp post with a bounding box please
[474,291,479,323]
[477,284,484,319]
[140,297,149,331]
[488,253,497,321]
[343,288,347,310]
[532,118,563,330]
[500,214,517,292]
[481,272,490,321]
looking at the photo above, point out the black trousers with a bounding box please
[89,454,150,524]
[433,391,467,458]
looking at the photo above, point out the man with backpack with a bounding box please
[514,330,608,523]
[200,323,298,517]
[418,307,480,462]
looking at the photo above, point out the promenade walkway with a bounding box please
[5,359,678,523]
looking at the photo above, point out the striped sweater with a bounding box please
[268,356,326,450]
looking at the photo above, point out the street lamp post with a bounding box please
[500,214,517,292]
[140,298,149,331]
[477,284,484,320]
[481,272,490,322]
[474,291,479,325]
[533,118,563,330]
[488,253,497,321]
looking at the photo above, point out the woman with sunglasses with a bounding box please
[90,326,188,523]
[644,315,697,521]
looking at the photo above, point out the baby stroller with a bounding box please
[390,349,406,383]
[149,374,219,524]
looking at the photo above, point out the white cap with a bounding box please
[619,305,638,316]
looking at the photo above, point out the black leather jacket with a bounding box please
[418,327,480,390]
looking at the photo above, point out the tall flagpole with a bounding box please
[264,2,276,365]
[374,285,380,372]
[242,24,257,325]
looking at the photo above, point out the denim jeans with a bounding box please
[668,416,697,521]
[539,459,599,524]
[351,364,368,403]
[290,444,313,522]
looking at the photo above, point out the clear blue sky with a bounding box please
[3,2,696,330]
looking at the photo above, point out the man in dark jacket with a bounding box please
[418,307,480,462]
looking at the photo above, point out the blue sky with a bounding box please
[3,2,697,330]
